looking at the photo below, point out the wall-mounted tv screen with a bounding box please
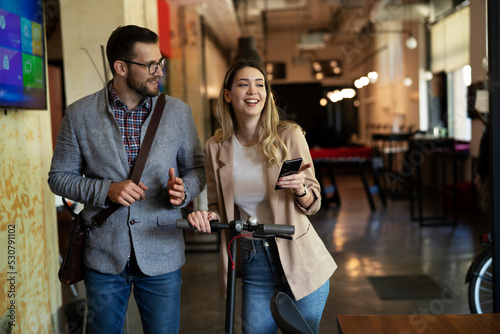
[0,0,47,110]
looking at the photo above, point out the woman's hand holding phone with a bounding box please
[275,158,312,192]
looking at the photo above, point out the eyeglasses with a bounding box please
[121,58,165,75]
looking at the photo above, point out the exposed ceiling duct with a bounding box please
[169,0,241,49]
[370,1,431,23]
[236,0,307,17]
[297,32,328,50]
[257,0,379,51]
[170,0,431,59]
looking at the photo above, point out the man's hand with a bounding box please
[167,167,186,206]
[107,180,148,207]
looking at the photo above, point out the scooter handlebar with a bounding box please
[176,219,224,231]
[176,219,294,236]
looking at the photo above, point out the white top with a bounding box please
[233,137,273,226]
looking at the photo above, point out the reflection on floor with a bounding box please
[61,174,488,333]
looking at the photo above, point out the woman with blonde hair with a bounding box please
[188,59,336,333]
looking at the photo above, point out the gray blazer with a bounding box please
[48,85,206,276]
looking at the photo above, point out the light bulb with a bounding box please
[482,57,488,72]
[359,76,369,87]
[403,76,412,87]
[424,71,433,81]
[368,71,378,83]
[405,35,417,50]
[341,88,356,99]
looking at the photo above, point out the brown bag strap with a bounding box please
[130,93,166,184]
[62,197,79,218]
[90,93,167,227]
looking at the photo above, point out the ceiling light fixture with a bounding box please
[405,33,418,50]
[359,76,369,86]
[368,71,378,83]
[403,75,413,87]
[424,70,433,81]
[233,37,263,65]
[405,3,417,50]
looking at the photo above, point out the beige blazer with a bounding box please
[205,126,337,301]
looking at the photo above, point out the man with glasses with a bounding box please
[48,25,206,333]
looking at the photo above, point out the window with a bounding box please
[446,66,471,141]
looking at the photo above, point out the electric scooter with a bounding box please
[177,217,313,334]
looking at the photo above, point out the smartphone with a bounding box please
[275,158,303,190]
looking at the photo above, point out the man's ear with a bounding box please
[114,60,127,77]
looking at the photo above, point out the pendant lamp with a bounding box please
[233,37,263,66]
[405,33,418,50]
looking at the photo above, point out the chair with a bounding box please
[371,132,412,198]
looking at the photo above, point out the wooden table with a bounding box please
[337,314,500,333]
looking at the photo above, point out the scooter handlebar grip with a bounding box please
[176,219,195,230]
[261,224,295,235]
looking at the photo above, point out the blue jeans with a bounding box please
[239,238,329,334]
[83,254,182,334]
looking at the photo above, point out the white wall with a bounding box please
[60,0,158,104]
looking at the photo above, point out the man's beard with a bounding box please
[126,73,159,97]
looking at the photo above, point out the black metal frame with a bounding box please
[487,0,500,313]
[408,138,459,227]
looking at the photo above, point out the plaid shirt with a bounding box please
[109,83,152,170]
